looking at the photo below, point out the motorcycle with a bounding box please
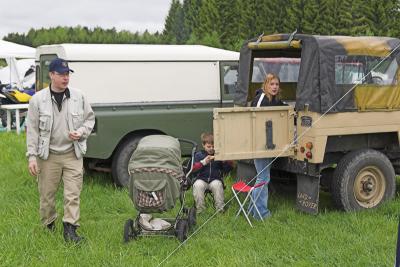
[0,84,33,128]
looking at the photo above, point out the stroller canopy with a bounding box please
[128,135,184,212]
[129,135,183,174]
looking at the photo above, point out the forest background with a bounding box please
[4,0,400,51]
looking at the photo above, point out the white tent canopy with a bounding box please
[0,40,35,88]
[0,40,35,58]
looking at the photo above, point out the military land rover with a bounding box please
[213,33,400,214]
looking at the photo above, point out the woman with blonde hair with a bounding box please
[251,73,285,107]
[249,73,286,220]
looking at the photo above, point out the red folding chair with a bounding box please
[231,180,267,227]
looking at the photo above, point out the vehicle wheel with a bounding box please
[123,219,136,243]
[112,136,144,187]
[320,168,334,192]
[331,149,396,211]
[188,207,196,229]
[175,219,189,242]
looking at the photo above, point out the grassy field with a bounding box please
[0,132,399,267]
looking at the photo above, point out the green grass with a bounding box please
[0,132,399,266]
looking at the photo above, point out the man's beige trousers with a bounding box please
[37,150,83,226]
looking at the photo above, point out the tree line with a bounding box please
[4,0,400,51]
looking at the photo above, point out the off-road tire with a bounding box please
[331,149,396,211]
[112,136,144,187]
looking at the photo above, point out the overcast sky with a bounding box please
[0,0,172,39]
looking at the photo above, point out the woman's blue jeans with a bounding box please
[248,158,272,220]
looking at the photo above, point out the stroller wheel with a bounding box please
[175,219,189,242]
[188,207,196,229]
[123,219,136,243]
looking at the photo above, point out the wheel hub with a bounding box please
[353,167,386,208]
[362,177,374,192]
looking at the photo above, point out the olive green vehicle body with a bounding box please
[87,102,218,159]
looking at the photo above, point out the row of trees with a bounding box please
[163,0,400,50]
[4,26,165,48]
[4,0,400,51]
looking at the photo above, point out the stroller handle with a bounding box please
[178,138,198,179]
[177,138,197,149]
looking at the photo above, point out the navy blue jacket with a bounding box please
[192,150,233,183]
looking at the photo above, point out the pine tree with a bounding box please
[368,0,400,37]
[236,0,257,40]
[195,0,221,39]
[217,0,240,48]
[163,0,184,44]
[285,0,307,33]
[385,0,400,37]
[182,0,202,42]
[268,0,291,33]
[350,0,372,36]
[253,0,275,36]
[303,0,330,34]
[324,0,353,35]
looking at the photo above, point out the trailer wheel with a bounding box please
[123,219,136,243]
[112,136,143,187]
[331,149,395,211]
[175,219,189,242]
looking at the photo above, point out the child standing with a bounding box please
[192,133,233,213]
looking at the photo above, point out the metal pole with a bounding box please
[396,215,400,267]
[15,109,20,134]
[6,110,11,132]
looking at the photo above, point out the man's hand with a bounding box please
[28,159,39,176]
[69,131,82,141]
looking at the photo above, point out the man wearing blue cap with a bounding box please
[26,58,95,243]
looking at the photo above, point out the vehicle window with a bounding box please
[251,57,301,83]
[335,55,398,85]
[220,61,238,100]
[249,57,300,102]
[38,54,57,90]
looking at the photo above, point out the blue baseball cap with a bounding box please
[49,58,74,73]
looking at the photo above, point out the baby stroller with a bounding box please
[123,135,197,243]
